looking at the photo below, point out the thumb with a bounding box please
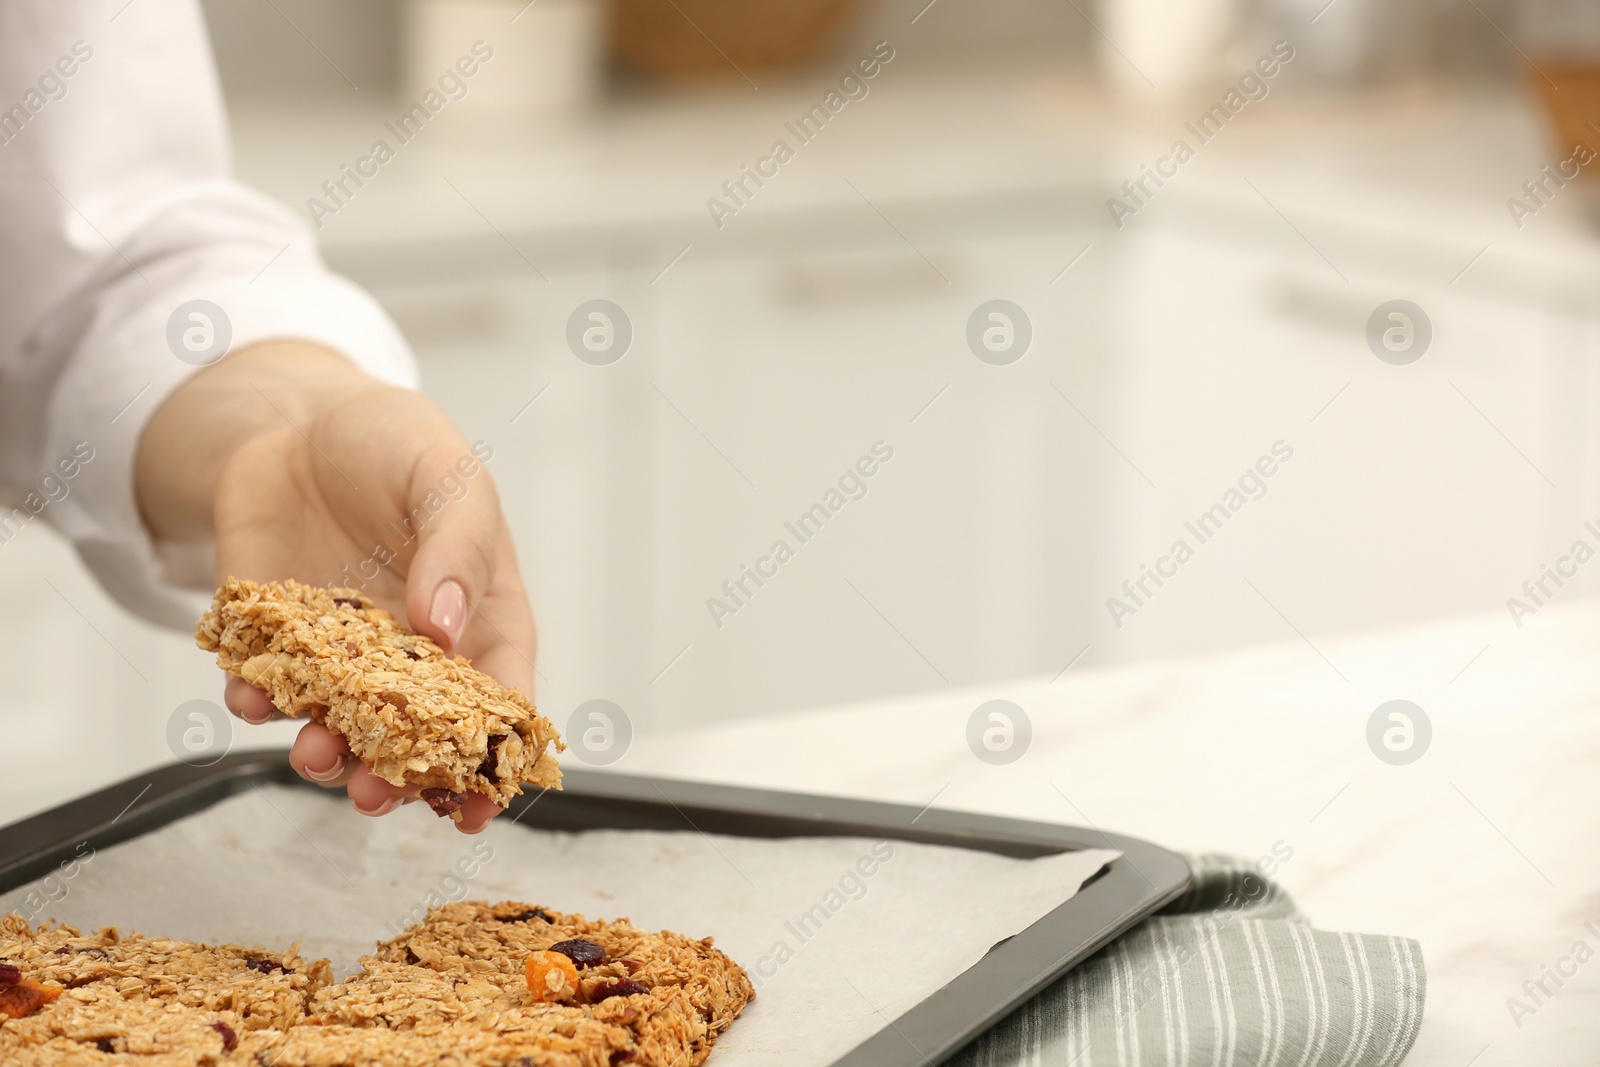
[403,446,501,653]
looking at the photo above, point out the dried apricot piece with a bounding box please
[0,979,62,1019]
[524,950,581,1002]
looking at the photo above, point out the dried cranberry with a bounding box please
[0,962,20,984]
[345,641,359,656]
[95,1038,115,1053]
[495,908,552,924]
[478,734,508,782]
[610,1052,636,1065]
[332,597,364,609]
[549,939,606,970]
[420,789,466,817]
[211,1021,238,1051]
[52,948,69,956]
[590,978,648,1002]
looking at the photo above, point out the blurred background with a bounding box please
[6,0,1600,817]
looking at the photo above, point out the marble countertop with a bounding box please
[612,601,1600,1065]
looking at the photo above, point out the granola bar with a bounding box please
[0,905,753,1066]
[0,912,330,1062]
[366,901,754,1065]
[195,578,562,811]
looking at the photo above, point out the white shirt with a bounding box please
[0,0,418,628]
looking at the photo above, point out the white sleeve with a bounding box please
[0,0,418,630]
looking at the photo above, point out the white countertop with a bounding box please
[613,600,1600,1065]
[229,71,1600,276]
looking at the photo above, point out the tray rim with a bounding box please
[0,750,1190,1066]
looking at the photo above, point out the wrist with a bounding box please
[136,341,376,541]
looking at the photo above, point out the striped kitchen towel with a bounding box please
[951,853,1426,1067]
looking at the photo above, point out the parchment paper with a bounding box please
[0,785,1118,1065]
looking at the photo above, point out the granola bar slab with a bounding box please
[364,901,754,1066]
[0,913,330,1063]
[0,905,753,1067]
[195,577,562,809]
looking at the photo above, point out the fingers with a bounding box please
[346,764,412,816]
[239,685,504,834]
[456,522,539,695]
[455,792,502,835]
[403,449,503,655]
[344,765,503,835]
[290,722,353,785]
[223,676,280,724]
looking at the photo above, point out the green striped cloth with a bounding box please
[952,853,1426,1067]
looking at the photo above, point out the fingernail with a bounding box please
[458,805,502,835]
[241,705,274,725]
[430,580,468,650]
[303,754,346,783]
[355,796,402,817]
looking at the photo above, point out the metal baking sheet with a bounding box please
[0,750,1190,1066]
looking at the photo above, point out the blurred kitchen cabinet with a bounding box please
[630,224,1113,730]
[1092,191,1600,667]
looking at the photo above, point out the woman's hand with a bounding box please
[137,342,536,833]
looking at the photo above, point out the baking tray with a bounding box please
[0,751,1190,1066]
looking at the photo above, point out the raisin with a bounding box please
[244,957,291,975]
[404,947,421,965]
[549,939,606,970]
[95,1038,115,1053]
[402,648,423,661]
[590,978,648,1002]
[345,641,359,656]
[478,733,508,782]
[420,789,466,817]
[610,1052,636,1065]
[212,1021,238,1051]
[332,597,364,609]
[51,948,69,956]
[616,958,642,975]
[378,690,408,712]
[495,908,552,924]
[0,962,20,984]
